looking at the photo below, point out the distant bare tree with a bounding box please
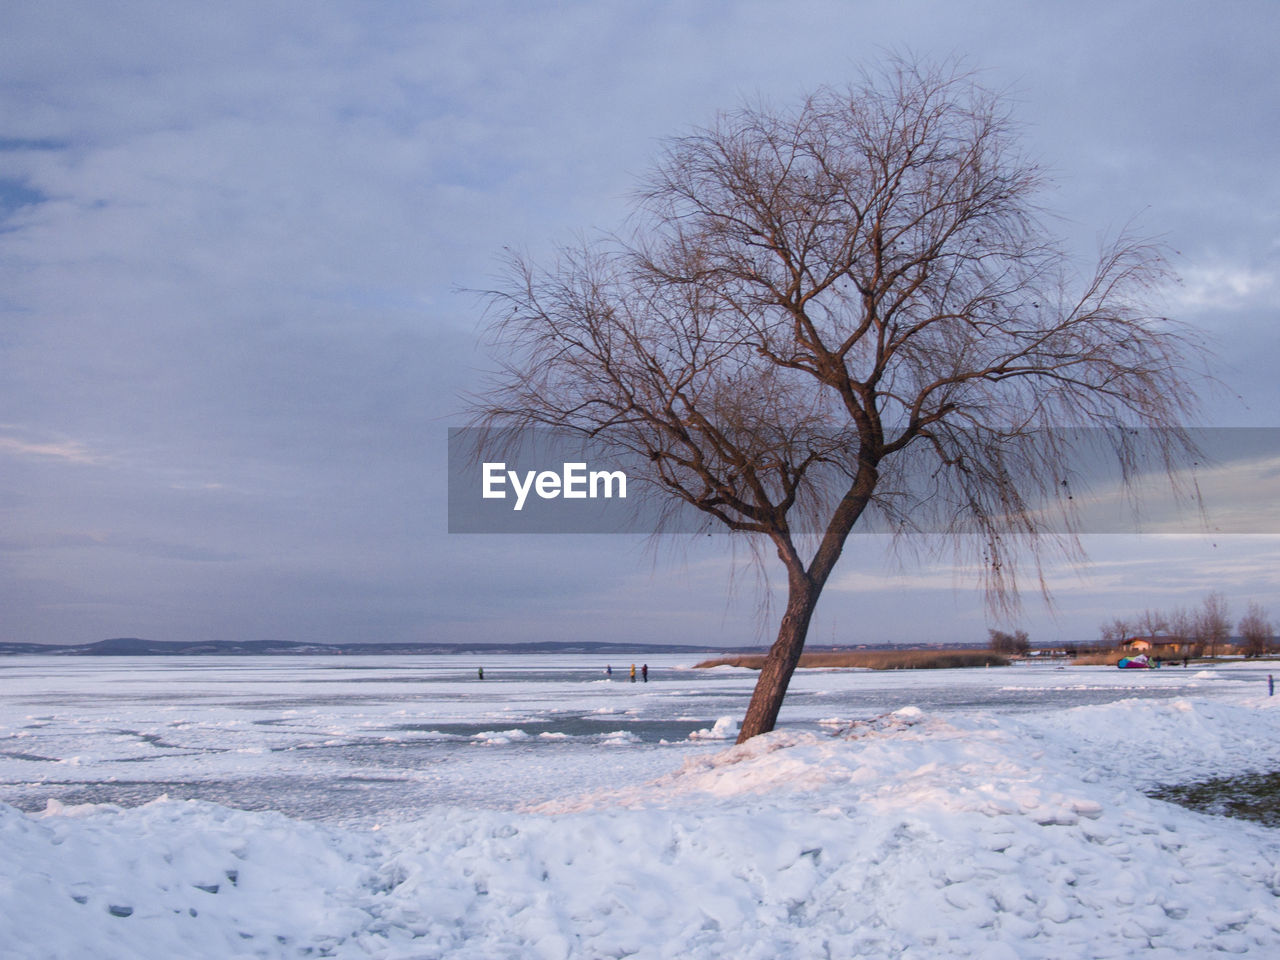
[1099,618,1133,648]
[989,628,1031,656]
[1138,609,1169,637]
[1196,592,1231,659]
[1167,605,1197,657]
[1239,602,1273,658]
[475,59,1203,742]
[1167,606,1193,638]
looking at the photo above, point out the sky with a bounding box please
[2,0,1279,649]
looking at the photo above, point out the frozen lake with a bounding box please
[7,654,1280,959]
[0,654,1271,825]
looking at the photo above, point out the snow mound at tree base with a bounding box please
[6,696,1280,959]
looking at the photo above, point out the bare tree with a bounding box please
[1138,609,1169,637]
[1239,602,1273,658]
[474,59,1202,742]
[1099,618,1132,648]
[1168,605,1196,657]
[1167,605,1193,639]
[1196,591,1231,659]
[989,628,1030,656]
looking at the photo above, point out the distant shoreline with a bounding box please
[0,638,742,657]
[696,649,1011,670]
[0,638,998,658]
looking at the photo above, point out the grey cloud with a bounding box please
[0,532,244,563]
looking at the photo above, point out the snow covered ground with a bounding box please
[3,655,1280,958]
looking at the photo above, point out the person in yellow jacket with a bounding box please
[629,663,636,683]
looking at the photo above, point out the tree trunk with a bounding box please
[736,568,819,743]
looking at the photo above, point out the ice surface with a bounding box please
[3,655,1280,958]
[1,654,1254,822]
[0,654,760,821]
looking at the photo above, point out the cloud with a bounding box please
[1051,537,1280,603]
[0,433,102,465]
[1166,260,1278,313]
[0,530,243,563]
[1,1,1278,646]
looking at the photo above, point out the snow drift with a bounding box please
[6,694,1280,958]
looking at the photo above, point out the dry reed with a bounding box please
[1070,651,1126,666]
[695,649,1010,671]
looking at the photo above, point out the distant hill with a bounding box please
[0,637,766,657]
[0,637,985,657]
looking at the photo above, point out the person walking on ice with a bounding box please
[629,663,636,683]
